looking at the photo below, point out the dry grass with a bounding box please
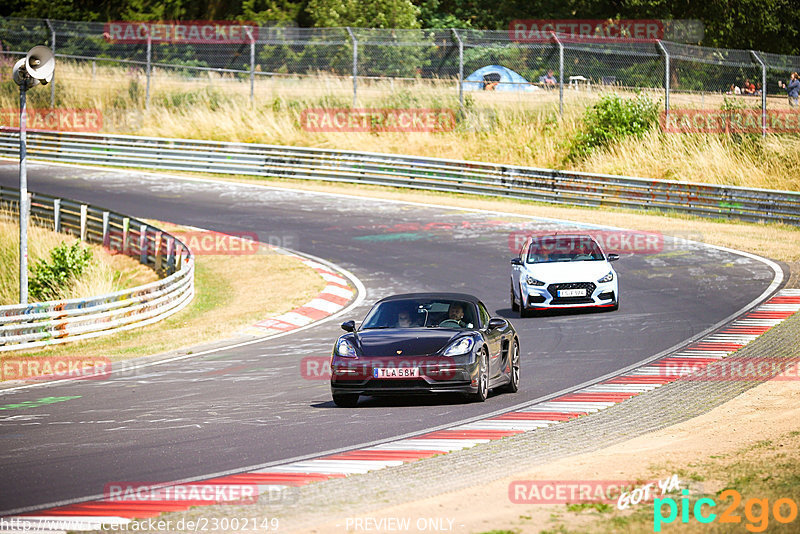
[3,61,799,191]
[2,235,327,364]
[0,209,156,305]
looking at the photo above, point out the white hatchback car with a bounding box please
[510,234,619,317]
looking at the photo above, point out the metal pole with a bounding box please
[452,29,464,110]
[247,27,255,106]
[145,32,152,109]
[346,27,357,107]
[552,33,563,117]
[46,19,55,108]
[751,50,767,137]
[18,85,28,304]
[657,40,670,121]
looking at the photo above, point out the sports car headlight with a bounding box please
[597,271,614,283]
[526,275,545,286]
[335,338,357,358]
[442,337,475,356]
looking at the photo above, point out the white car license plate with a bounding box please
[558,288,586,297]
[374,367,420,379]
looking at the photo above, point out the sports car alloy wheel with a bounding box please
[470,348,489,402]
[501,340,520,393]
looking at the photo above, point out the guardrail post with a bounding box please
[452,29,464,111]
[53,198,61,233]
[750,50,767,138]
[551,32,564,117]
[145,31,152,110]
[346,27,357,107]
[657,40,670,121]
[122,217,130,256]
[166,236,175,274]
[154,231,163,273]
[102,211,110,248]
[46,19,55,108]
[79,204,88,241]
[139,224,148,265]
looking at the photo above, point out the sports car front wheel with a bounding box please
[469,348,489,402]
[500,340,520,394]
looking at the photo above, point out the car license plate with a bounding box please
[558,288,586,297]
[373,367,420,379]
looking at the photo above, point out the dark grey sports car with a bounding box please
[330,293,520,407]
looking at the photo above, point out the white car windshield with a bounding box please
[361,299,476,329]
[526,236,605,263]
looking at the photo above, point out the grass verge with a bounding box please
[0,221,327,372]
[0,209,156,305]
[3,61,799,191]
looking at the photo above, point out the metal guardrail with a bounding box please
[0,129,798,225]
[0,184,194,351]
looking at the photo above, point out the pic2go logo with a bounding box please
[654,489,799,532]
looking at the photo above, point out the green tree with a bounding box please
[306,0,420,28]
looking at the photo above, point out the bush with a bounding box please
[566,92,660,162]
[29,241,93,301]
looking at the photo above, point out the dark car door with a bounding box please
[478,302,504,379]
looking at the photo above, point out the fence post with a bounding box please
[551,32,564,117]
[452,29,464,110]
[53,198,61,233]
[346,27,357,107]
[657,40,670,122]
[750,50,767,138]
[247,26,255,106]
[102,211,110,248]
[145,31,152,109]
[46,19,55,108]
[79,204,88,242]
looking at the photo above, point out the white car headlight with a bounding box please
[598,271,614,283]
[526,275,545,286]
[335,338,357,358]
[443,337,475,356]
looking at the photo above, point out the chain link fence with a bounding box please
[2,18,799,132]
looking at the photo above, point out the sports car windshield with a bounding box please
[526,236,605,263]
[361,299,476,329]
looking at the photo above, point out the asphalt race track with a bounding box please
[0,161,782,514]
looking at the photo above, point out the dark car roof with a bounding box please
[374,293,482,305]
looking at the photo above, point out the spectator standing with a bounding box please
[543,69,557,86]
[779,72,800,107]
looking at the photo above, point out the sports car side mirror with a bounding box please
[341,320,355,332]
[607,254,620,262]
[510,258,523,265]
[488,317,507,330]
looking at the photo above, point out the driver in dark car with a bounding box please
[442,302,466,327]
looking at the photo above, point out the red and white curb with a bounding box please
[5,289,798,532]
[242,253,355,336]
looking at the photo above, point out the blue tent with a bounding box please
[462,65,541,92]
